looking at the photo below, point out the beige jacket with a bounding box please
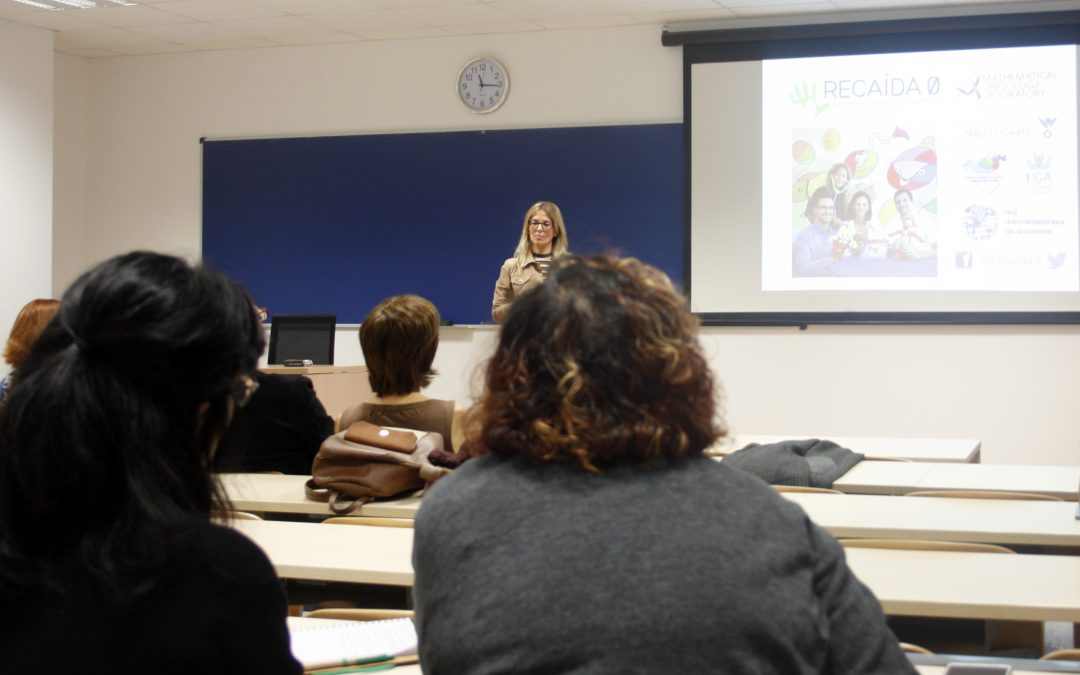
[491,252,547,324]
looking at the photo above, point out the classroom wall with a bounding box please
[52,24,680,292]
[330,323,1080,466]
[1,19,54,379]
[53,53,87,300]
[53,22,1080,465]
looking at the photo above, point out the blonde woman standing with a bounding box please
[491,201,569,323]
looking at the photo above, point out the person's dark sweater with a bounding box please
[413,453,915,675]
[1,523,301,675]
[218,372,333,474]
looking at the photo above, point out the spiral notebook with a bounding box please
[287,616,418,670]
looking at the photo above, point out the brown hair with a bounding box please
[467,254,725,471]
[4,299,60,367]
[360,295,440,397]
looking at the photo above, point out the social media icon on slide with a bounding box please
[955,252,974,269]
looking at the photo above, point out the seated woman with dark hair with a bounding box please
[338,294,464,451]
[216,363,334,475]
[0,252,300,674]
[413,254,913,674]
[215,369,334,474]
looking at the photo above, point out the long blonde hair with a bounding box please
[512,201,569,270]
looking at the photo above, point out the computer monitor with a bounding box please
[268,314,336,365]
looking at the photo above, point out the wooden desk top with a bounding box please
[344,664,1059,675]
[914,663,1079,674]
[845,546,1080,622]
[223,473,422,518]
[830,460,936,495]
[783,491,1080,548]
[233,519,414,586]
[236,520,1080,624]
[224,473,1080,548]
[833,460,1080,500]
[319,659,1064,674]
[916,462,1080,500]
[725,435,982,463]
[307,655,1073,674]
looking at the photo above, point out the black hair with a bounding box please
[0,251,264,596]
[803,186,835,221]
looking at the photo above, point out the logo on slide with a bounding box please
[963,153,1005,193]
[956,77,981,99]
[963,204,998,240]
[1048,252,1067,269]
[1026,152,1053,191]
[1027,153,1052,171]
[790,81,828,118]
[964,154,1006,174]
[1039,116,1056,139]
[955,251,974,269]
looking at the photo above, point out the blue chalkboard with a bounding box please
[202,124,683,325]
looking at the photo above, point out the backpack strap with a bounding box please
[305,479,373,514]
[305,478,330,502]
[329,492,372,515]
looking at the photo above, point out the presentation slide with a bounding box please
[689,42,1080,319]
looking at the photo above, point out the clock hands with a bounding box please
[475,73,503,89]
[459,58,508,111]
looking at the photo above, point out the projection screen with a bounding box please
[670,10,1080,324]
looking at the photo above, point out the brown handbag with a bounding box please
[343,420,418,453]
[304,426,444,515]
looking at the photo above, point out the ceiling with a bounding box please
[0,0,1072,59]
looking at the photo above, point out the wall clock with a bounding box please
[457,57,509,113]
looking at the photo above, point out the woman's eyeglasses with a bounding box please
[528,219,554,231]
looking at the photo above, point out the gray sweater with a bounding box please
[413,454,915,675]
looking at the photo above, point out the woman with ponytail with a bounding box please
[0,252,299,674]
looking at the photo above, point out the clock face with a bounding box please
[458,58,509,113]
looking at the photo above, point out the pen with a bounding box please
[308,654,389,673]
[315,660,395,669]
[310,655,418,674]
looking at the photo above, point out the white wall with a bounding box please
[55,24,1080,466]
[339,323,1080,466]
[53,53,87,297]
[1,19,54,378]
[705,325,1080,465]
[53,25,679,291]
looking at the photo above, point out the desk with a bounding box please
[912,656,1080,674]
[222,472,422,518]
[337,665,1060,675]
[224,473,1080,549]
[726,435,981,463]
[313,659,1070,674]
[260,364,372,419]
[845,547,1080,623]
[829,460,936,495]
[233,519,414,586]
[833,461,1080,500]
[917,463,1080,500]
[236,519,1080,625]
[783,492,1080,549]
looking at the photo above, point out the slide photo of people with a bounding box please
[790,127,938,279]
[762,44,1078,293]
